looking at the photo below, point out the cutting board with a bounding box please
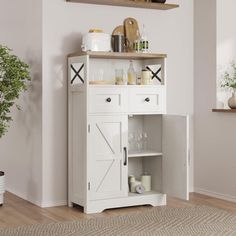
[124,17,140,52]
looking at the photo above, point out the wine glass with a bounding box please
[128,132,134,151]
[143,132,148,150]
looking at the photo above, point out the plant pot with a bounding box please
[228,90,236,109]
[0,171,5,206]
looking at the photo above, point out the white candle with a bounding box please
[141,174,151,191]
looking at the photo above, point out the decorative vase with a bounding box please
[0,172,5,206]
[228,90,236,109]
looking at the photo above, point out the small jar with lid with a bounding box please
[141,69,152,85]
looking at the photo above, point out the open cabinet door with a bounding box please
[162,115,189,200]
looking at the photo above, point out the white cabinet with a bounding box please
[68,52,189,213]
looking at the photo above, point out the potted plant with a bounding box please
[220,61,236,109]
[0,45,31,205]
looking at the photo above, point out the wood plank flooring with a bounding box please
[0,192,236,229]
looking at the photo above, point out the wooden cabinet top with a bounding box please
[68,51,167,59]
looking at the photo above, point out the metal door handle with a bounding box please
[124,147,127,166]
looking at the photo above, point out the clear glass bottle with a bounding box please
[127,60,136,85]
[141,24,149,53]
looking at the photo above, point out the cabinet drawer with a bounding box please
[128,87,164,113]
[89,87,128,113]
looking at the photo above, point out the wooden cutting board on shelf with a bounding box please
[124,17,140,52]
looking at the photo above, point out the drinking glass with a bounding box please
[134,132,143,151]
[143,132,148,150]
[115,69,125,85]
[128,132,135,151]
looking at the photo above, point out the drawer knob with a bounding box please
[145,97,150,102]
[106,97,112,103]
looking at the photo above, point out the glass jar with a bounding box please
[115,69,125,85]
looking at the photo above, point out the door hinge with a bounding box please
[88,182,91,190]
[88,124,90,133]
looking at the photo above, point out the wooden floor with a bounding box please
[1,192,236,229]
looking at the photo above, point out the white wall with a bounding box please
[0,0,43,204]
[2,0,235,208]
[194,0,236,202]
[0,0,194,206]
[42,0,194,205]
[217,0,236,107]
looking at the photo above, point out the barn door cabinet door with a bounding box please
[87,115,128,200]
[162,114,189,200]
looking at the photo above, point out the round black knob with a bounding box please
[106,97,112,103]
[145,97,150,102]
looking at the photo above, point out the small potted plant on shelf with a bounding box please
[220,61,236,109]
[0,45,31,205]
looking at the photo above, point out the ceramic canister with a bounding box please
[129,175,136,192]
[141,174,151,192]
[130,180,142,193]
[141,69,152,85]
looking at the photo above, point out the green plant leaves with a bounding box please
[0,45,31,138]
[221,61,236,89]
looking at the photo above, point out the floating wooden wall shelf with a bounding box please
[212,109,236,113]
[66,0,179,10]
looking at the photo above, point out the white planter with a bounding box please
[228,91,236,109]
[0,172,5,206]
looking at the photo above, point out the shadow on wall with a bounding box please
[15,49,42,203]
[42,32,82,202]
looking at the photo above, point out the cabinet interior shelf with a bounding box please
[68,51,167,60]
[212,109,236,113]
[128,190,162,197]
[66,0,179,10]
[128,150,163,158]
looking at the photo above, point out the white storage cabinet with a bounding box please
[68,52,189,214]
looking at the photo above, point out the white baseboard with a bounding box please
[7,188,67,208]
[40,200,67,208]
[195,187,236,203]
[6,188,42,207]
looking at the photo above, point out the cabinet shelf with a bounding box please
[68,51,167,60]
[128,190,163,197]
[128,150,163,158]
[66,0,179,10]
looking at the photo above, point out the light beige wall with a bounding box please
[0,0,42,204]
[42,0,194,205]
[194,0,236,202]
[217,0,236,107]
[0,0,194,206]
